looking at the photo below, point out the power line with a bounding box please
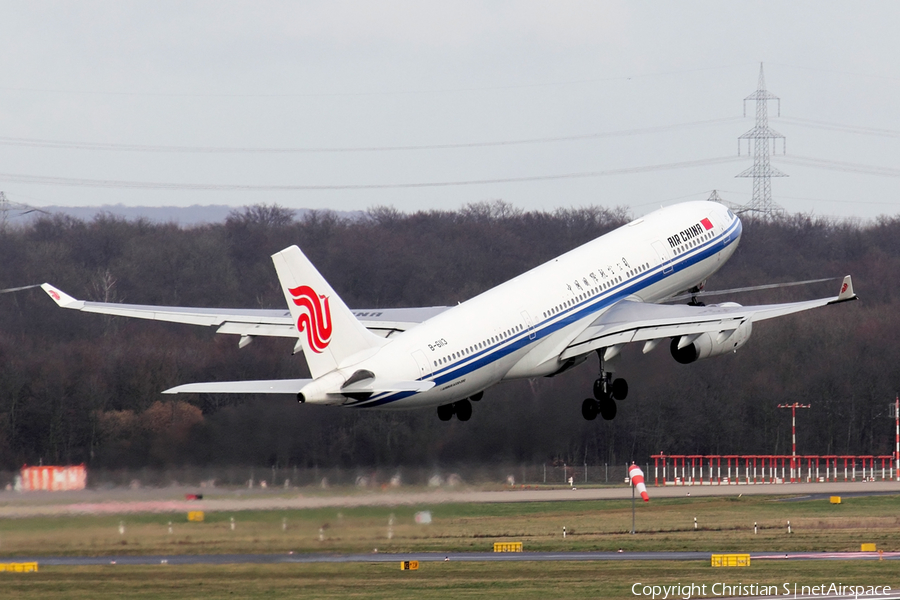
[0,156,742,192]
[778,117,900,138]
[631,190,714,209]
[767,62,900,83]
[714,188,900,207]
[0,118,740,154]
[0,64,746,99]
[781,155,900,177]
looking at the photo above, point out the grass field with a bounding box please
[1,494,898,557]
[0,493,898,598]
[1,562,898,599]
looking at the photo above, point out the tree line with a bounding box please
[0,202,898,471]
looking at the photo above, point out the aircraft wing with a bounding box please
[561,276,856,360]
[40,283,447,339]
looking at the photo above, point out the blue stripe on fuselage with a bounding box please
[353,217,742,408]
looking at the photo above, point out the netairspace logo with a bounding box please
[632,582,896,599]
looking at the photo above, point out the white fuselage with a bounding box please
[336,201,742,409]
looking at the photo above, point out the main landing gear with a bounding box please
[438,392,483,422]
[582,355,627,421]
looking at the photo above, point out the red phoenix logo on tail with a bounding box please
[288,285,333,353]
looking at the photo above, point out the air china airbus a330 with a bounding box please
[41,201,855,422]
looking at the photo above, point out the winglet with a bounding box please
[836,276,856,303]
[40,284,85,309]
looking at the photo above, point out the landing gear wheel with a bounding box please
[470,391,484,402]
[455,399,472,421]
[581,398,598,421]
[437,404,454,421]
[592,378,606,401]
[598,398,617,421]
[593,351,620,419]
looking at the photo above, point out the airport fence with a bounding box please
[651,454,900,485]
[5,455,899,492]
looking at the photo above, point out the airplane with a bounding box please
[40,201,856,422]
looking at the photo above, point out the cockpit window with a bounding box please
[727,210,735,219]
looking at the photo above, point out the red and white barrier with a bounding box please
[629,464,649,502]
[20,465,87,491]
[651,453,898,486]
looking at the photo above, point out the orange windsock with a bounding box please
[628,464,649,502]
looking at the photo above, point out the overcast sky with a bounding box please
[0,1,898,220]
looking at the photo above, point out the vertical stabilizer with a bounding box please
[272,245,384,378]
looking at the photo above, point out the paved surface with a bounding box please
[1,481,898,518]
[14,550,900,566]
[5,482,897,600]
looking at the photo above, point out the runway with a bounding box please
[18,550,900,566]
[1,480,898,519]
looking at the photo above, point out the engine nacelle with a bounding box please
[670,310,752,364]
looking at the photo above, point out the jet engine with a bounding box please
[670,306,752,364]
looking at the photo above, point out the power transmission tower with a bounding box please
[707,190,724,203]
[706,189,745,213]
[736,63,787,219]
[0,191,48,230]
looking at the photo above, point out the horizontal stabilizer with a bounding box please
[163,377,434,397]
[163,379,312,395]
